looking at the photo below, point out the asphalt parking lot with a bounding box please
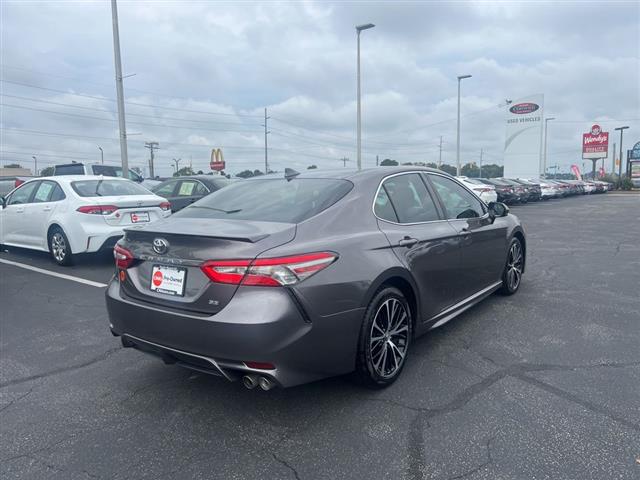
[1,193,639,480]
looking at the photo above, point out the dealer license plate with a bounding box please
[130,212,150,223]
[150,265,187,296]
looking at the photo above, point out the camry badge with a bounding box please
[152,238,169,255]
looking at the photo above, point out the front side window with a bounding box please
[429,175,486,219]
[377,173,440,223]
[7,181,39,205]
[153,181,178,196]
[71,180,150,197]
[177,180,207,197]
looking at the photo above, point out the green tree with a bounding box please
[236,170,254,178]
[307,165,317,169]
[253,169,264,177]
[461,163,480,177]
[439,163,457,175]
[173,166,195,177]
[40,166,54,177]
[380,158,398,166]
[4,163,22,168]
[197,170,204,175]
[479,164,503,178]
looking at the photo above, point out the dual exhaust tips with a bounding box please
[243,374,276,391]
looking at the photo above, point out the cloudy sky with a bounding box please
[1,1,639,177]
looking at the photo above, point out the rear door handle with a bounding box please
[398,237,418,247]
[43,207,52,212]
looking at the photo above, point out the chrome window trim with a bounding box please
[371,171,449,226]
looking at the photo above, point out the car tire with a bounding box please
[48,227,73,266]
[498,237,524,295]
[355,286,412,388]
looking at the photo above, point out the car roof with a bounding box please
[242,166,449,182]
[35,175,132,184]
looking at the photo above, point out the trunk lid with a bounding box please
[119,218,296,314]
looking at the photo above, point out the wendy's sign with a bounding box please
[582,124,609,159]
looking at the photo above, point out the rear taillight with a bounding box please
[114,244,134,269]
[201,252,338,287]
[77,205,119,215]
[15,179,24,188]
[473,187,491,193]
[159,202,171,211]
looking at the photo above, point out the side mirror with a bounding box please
[488,201,509,218]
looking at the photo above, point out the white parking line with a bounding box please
[0,258,108,288]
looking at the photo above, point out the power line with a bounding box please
[0,79,263,118]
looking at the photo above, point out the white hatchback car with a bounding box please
[0,176,171,265]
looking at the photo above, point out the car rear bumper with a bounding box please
[105,280,364,387]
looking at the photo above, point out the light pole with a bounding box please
[456,74,472,176]
[614,126,629,181]
[98,146,104,165]
[542,117,555,177]
[32,155,37,176]
[110,0,129,179]
[356,23,375,171]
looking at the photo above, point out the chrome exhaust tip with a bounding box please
[258,376,276,391]
[242,375,258,389]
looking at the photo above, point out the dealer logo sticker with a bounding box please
[152,238,169,255]
[152,270,163,287]
[509,102,539,115]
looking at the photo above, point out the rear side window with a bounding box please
[176,178,353,224]
[377,173,440,223]
[71,180,150,197]
[54,164,84,175]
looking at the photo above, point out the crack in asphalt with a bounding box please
[0,387,33,413]
[272,452,302,480]
[0,346,122,389]
[369,360,640,480]
[447,436,495,480]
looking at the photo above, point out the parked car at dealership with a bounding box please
[475,178,519,204]
[0,176,171,265]
[0,176,33,197]
[534,179,561,199]
[53,163,144,183]
[510,179,542,202]
[151,175,232,212]
[497,178,530,203]
[455,176,498,203]
[106,167,526,389]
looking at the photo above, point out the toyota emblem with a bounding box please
[152,238,169,255]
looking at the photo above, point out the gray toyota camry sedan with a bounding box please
[106,167,526,390]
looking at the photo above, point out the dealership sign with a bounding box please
[582,124,609,159]
[503,94,544,179]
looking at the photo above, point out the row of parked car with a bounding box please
[455,176,612,205]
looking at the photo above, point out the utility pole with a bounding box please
[479,148,483,178]
[263,108,270,174]
[144,141,159,178]
[172,158,182,175]
[438,136,443,169]
[32,155,37,176]
[376,155,379,166]
[456,74,472,176]
[98,146,104,165]
[543,117,555,177]
[340,157,350,167]
[110,0,129,179]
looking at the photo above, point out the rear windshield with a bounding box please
[71,180,150,197]
[91,165,142,181]
[175,178,353,223]
[54,164,84,175]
